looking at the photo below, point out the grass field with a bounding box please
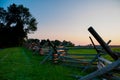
[0,47,85,80]
[0,47,120,80]
[68,48,96,54]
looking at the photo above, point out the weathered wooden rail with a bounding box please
[41,39,98,68]
[41,39,68,64]
[78,27,120,80]
[88,27,119,60]
[40,27,120,79]
[79,59,120,80]
[61,54,98,67]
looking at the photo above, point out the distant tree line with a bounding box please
[26,39,75,47]
[0,4,37,48]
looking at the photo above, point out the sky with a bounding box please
[0,0,120,45]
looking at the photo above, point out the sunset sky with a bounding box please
[1,0,120,45]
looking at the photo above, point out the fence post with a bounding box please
[88,27,118,60]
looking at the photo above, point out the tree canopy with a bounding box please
[0,3,37,48]
[39,39,75,47]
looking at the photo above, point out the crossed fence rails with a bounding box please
[40,27,120,80]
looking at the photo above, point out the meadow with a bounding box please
[0,47,120,80]
[0,47,84,80]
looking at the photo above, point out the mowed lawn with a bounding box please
[0,47,119,80]
[68,47,120,61]
[68,48,97,54]
[0,47,83,80]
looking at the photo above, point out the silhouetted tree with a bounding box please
[51,40,61,46]
[0,3,37,48]
[48,39,74,47]
[62,40,75,47]
[27,39,40,45]
[40,39,47,46]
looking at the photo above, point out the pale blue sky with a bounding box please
[0,0,120,45]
